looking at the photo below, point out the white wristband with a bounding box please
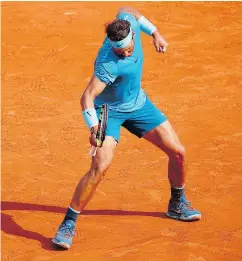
[83,108,99,129]
[138,16,157,36]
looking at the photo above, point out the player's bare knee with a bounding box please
[89,160,111,181]
[96,161,111,175]
[178,145,186,159]
[88,168,103,183]
[169,144,185,163]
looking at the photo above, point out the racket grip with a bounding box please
[162,46,167,53]
[89,146,97,157]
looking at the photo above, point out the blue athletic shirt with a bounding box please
[94,12,147,112]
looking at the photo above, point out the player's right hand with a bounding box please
[89,126,98,147]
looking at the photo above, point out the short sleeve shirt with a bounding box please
[94,12,146,112]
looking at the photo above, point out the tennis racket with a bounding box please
[89,104,108,157]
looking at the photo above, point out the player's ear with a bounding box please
[132,32,135,39]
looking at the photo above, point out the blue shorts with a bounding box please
[95,97,167,142]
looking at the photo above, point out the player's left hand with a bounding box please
[152,30,168,53]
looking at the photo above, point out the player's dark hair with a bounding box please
[105,19,131,41]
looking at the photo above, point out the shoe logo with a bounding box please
[87,112,91,116]
[135,57,138,63]
[172,207,182,214]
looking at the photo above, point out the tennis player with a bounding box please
[52,6,201,250]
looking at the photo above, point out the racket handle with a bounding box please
[162,46,167,53]
[89,146,97,157]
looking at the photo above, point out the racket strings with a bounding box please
[96,104,108,146]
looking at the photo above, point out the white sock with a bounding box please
[172,184,185,190]
[68,205,81,214]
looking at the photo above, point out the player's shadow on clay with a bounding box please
[1,201,167,251]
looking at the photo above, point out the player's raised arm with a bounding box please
[117,6,168,53]
[117,6,142,20]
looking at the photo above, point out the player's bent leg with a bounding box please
[143,120,201,221]
[52,136,117,249]
[71,136,117,211]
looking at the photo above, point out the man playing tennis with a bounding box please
[52,6,201,249]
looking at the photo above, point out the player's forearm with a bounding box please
[118,6,158,36]
[80,91,95,111]
[152,29,166,43]
[81,75,106,112]
[117,6,142,20]
[81,93,99,130]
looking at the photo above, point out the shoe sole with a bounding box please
[52,238,70,250]
[166,212,201,221]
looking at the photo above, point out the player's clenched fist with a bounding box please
[152,30,168,53]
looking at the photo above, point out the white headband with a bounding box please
[108,28,133,49]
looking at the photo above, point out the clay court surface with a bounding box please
[1,1,242,260]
